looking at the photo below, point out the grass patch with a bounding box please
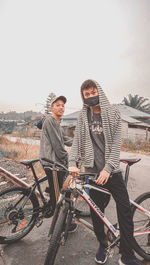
[0,136,39,160]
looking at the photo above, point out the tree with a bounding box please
[45,92,56,114]
[123,94,150,114]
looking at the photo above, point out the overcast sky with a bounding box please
[0,0,150,114]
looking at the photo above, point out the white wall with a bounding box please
[128,127,150,141]
[121,120,150,141]
[121,120,128,139]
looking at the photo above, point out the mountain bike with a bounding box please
[43,158,150,265]
[0,158,88,244]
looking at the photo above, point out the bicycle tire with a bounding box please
[44,202,70,265]
[131,191,150,260]
[0,186,39,244]
[63,208,73,242]
[48,202,62,236]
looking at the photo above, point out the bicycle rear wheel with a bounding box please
[0,186,39,244]
[44,202,70,265]
[131,192,150,260]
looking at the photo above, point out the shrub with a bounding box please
[121,138,136,151]
[0,150,11,157]
[0,149,18,158]
[121,138,150,153]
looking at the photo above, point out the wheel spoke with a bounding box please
[132,193,150,259]
[0,187,37,243]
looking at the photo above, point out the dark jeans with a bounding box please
[90,172,135,258]
[43,167,65,211]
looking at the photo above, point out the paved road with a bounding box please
[0,151,150,265]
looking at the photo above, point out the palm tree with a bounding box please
[45,92,56,114]
[123,94,150,114]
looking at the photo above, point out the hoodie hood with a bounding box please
[80,79,110,113]
[69,79,122,173]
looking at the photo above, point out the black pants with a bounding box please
[43,167,65,211]
[90,172,135,258]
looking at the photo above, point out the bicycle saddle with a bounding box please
[120,158,141,166]
[20,158,40,167]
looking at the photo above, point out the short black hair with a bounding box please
[81,80,97,95]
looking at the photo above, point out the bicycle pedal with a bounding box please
[107,248,114,258]
[0,249,4,257]
[36,218,43,227]
[61,239,66,246]
[60,233,66,246]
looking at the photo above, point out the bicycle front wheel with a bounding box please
[132,192,150,260]
[44,202,70,265]
[0,186,39,244]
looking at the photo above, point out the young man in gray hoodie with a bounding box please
[40,96,73,214]
[68,80,143,265]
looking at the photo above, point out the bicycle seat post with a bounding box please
[30,164,45,201]
[124,164,130,187]
[30,164,39,183]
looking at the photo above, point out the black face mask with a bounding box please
[84,95,99,107]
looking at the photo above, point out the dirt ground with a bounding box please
[0,151,150,265]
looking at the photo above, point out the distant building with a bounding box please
[116,105,150,141]
[62,105,150,141]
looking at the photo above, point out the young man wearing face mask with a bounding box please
[68,80,143,265]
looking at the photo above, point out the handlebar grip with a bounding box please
[79,173,98,181]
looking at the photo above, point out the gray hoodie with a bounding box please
[40,115,72,166]
[68,80,122,174]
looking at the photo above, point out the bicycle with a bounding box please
[43,157,150,265]
[0,158,88,244]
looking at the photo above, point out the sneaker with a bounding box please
[95,245,107,264]
[119,256,143,265]
[68,222,78,233]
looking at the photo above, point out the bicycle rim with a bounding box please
[0,186,39,244]
[132,192,150,260]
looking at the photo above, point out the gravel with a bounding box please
[0,157,29,179]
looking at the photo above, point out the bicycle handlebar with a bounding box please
[41,157,98,181]
[79,172,98,181]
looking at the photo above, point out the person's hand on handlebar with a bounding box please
[68,166,80,177]
[96,169,110,185]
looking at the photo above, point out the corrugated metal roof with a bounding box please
[121,115,141,123]
[135,122,150,128]
[62,105,150,128]
[62,111,80,120]
[122,116,150,127]
[115,104,150,118]
[63,105,150,120]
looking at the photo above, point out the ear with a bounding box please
[50,106,53,111]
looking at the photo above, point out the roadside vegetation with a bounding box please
[0,136,39,160]
[1,135,150,162]
[122,138,150,154]
[0,134,150,180]
[0,135,44,178]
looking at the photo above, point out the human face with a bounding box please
[82,86,101,113]
[82,87,98,99]
[50,100,65,121]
